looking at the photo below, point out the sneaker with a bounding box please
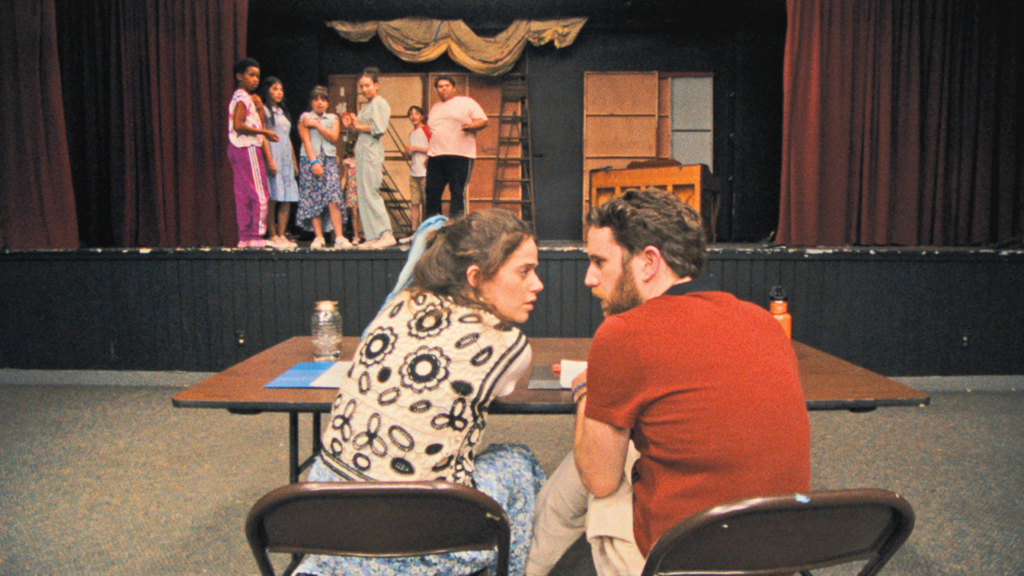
[334,236,353,249]
[310,236,326,249]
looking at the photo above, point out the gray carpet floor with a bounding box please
[1,383,1021,575]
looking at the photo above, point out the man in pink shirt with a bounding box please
[424,75,488,218]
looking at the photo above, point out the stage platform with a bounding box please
[2,242,1022,375]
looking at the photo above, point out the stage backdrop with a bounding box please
[54,0,250,248]
[0,0,78,250]
[779,0,1024,246]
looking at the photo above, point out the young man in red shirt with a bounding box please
[527,189,811,576]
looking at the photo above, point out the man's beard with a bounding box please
[601,263,644,316]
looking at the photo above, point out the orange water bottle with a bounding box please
[769,285,792,339]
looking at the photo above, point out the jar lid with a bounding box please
[315,300,338,310]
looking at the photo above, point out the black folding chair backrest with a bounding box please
[640,488,915,576]
[245,481,512,576]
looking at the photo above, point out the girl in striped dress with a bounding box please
[227,58,279,248]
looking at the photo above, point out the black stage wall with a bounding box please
[2,246,1021,376]
[247,7,787,242]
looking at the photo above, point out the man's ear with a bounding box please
[637,246,663,282]
[466,264,482,288]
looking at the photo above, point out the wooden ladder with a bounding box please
[491,73,536,230]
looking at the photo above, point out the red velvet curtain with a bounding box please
[0,0,80,249]
[779,0,1024,246]
[55,0,248,247]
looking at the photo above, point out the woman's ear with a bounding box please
[466,264,482,289]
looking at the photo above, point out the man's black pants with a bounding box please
[424,155,473,218]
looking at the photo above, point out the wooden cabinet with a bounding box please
[588,162,721,241]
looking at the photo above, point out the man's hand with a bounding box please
[461,118,488,133]
[571,370,588,404]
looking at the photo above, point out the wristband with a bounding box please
[571,381,587,394]
[309,158,320,165]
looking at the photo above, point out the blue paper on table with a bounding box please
[265,361,352,389]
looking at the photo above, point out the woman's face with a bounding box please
[311,96,328,115]
[358,76,378,100]
[408,108,423,126]
[236,66,260,93]
[268,83,284,104]
[472,238,543,324]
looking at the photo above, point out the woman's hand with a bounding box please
[264,131,280,143]
[312,162,324,178]
[267,160,277,177]
[341,113,354,128]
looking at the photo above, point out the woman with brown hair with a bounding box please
[295,209,546,576]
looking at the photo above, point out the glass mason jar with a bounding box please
[311,300,343,362]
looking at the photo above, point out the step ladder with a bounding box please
[491,73,536,230]
[379,172,412,238]
[378,124,413,237]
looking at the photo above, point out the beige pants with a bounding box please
[526,446,645,576]
[409,175,425,205]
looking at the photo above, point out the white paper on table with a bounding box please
[559,359,588,389]
[309,361,353,388]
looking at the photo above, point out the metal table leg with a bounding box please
[289,412,299,484]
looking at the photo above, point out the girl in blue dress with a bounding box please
[258,77,299,249]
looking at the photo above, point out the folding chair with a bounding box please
[245,480,511,576]
[640,488,915,576]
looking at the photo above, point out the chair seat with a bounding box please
[640,488,914,576]
[246,481,512,576]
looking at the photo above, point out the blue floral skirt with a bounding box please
[297,157,344,232]
[293,443,545,576]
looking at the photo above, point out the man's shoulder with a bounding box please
[453,95,484,109]
[597,291,766,339]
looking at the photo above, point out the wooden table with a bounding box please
[172,336,929,481]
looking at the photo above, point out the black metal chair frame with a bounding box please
[640,488,915,576]
[245,481,512,576]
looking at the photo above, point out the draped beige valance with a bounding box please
[326,17,587,76]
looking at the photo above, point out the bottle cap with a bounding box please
[769,285,787,301]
